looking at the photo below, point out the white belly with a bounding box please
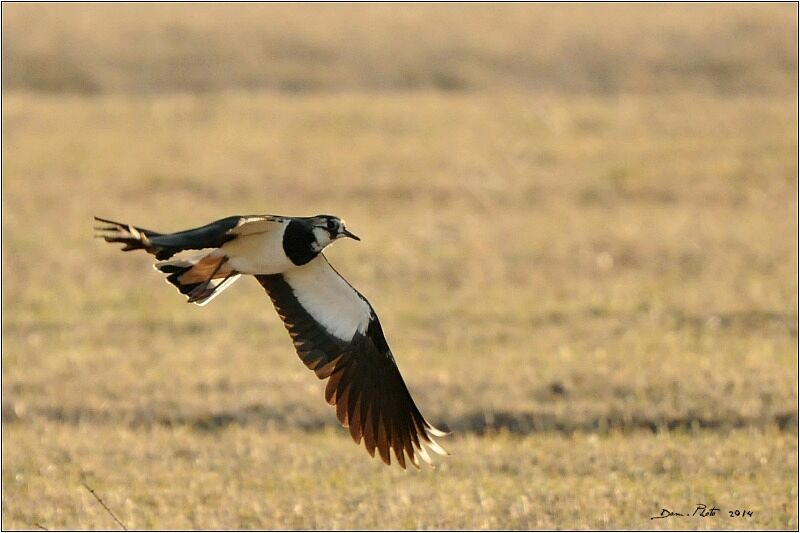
[218,226,296,275]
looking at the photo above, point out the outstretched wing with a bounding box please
[229,215,289,236]
[255,256,448,469]
[94,215,287,260]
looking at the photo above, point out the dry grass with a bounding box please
[2,3,796,94]
[4,423,796,529]
[2,3,798,530]
[3,90,796,530]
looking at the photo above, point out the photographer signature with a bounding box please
[651,504,754,520]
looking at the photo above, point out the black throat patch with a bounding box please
[283,219,319,266]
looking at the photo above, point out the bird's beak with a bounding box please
[340,228,361,241]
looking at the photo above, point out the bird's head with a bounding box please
[309,214,360,251]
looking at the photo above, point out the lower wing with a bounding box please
[255,255,448,469]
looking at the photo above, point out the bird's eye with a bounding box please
[327,219,337,231]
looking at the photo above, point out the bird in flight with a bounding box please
[94,214,448,468]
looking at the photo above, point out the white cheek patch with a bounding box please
[283,256,371,341]
[311,227,332,250]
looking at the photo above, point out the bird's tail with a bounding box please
[155,253,241,306]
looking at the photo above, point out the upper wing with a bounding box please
[255,255,448,469]
[94,215,287,259]
[229,215,288,236]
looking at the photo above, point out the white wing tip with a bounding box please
[426,436,449,457]
[427,425,450,438]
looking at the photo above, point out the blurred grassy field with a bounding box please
[2,3,798,530]
[2,3,797,94]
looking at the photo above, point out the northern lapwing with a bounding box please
[94,214,448,469]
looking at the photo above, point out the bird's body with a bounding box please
[215,217,295,275]
[94,213,447,469]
